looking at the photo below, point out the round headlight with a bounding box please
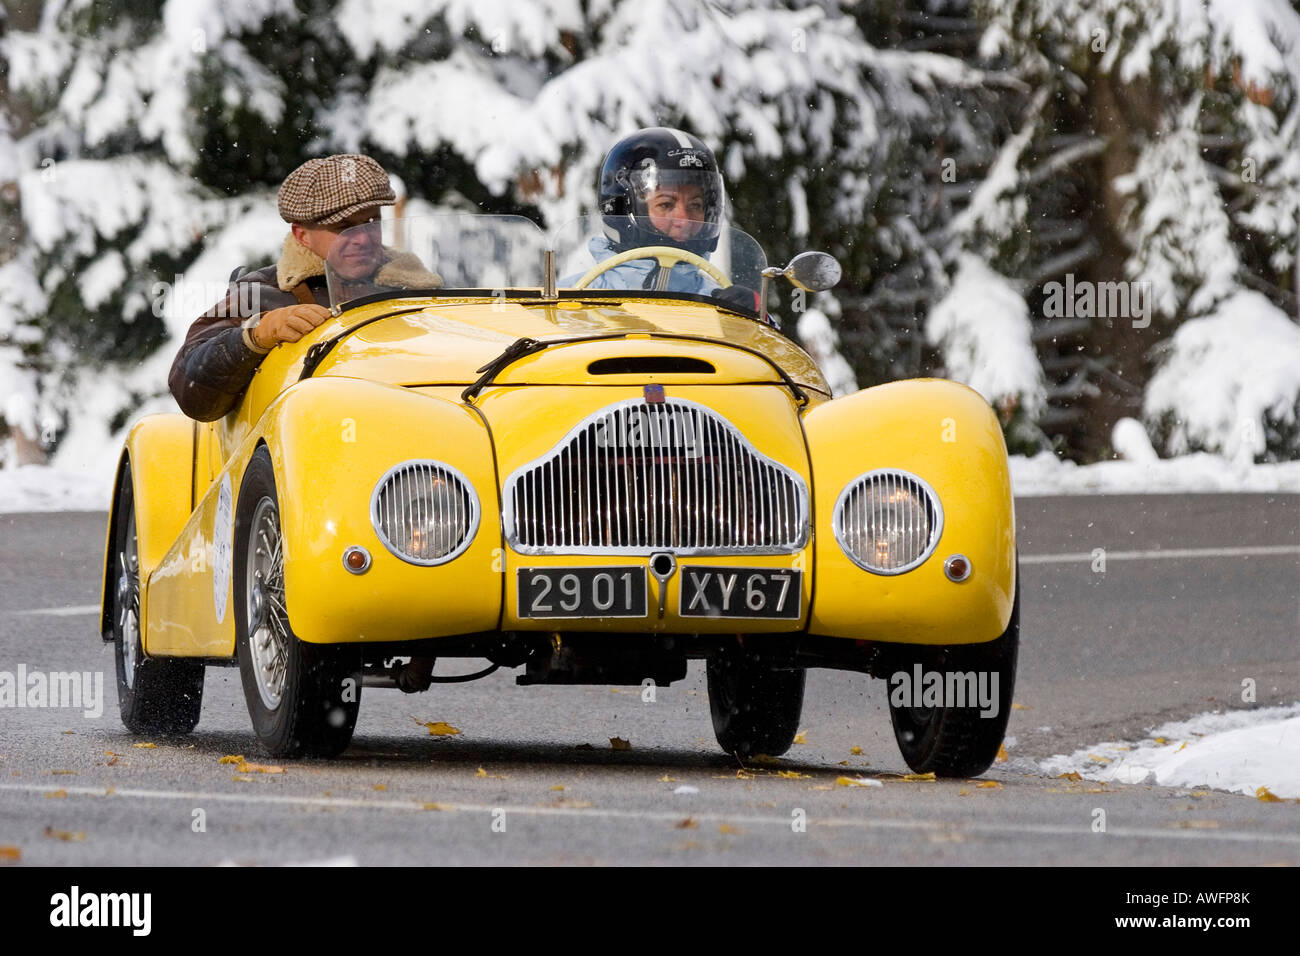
[833,469,943,574]
[371,461,479,565]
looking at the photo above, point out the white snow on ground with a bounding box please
[1039,703,1300,799]
[1009,449,1300,495]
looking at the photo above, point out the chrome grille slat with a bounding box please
[505,398,808,555]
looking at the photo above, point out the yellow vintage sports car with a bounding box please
[101,214,1018,775]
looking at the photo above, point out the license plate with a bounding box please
[517,567,648,618]
[679,567,802,619]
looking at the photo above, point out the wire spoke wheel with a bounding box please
[247,499,290,711]
[235,447,361,758]
[110,458,204,735]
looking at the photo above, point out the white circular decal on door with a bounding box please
[213,474,233,623]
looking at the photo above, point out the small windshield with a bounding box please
[325,215,546,307]
[552,216,766,295]
[324,213,767,308]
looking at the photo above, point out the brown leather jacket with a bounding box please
[168,266,328,422]
[168,233,440,421]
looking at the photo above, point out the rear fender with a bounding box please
[100,415,195,641]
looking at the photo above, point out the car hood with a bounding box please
[307,298,830,393]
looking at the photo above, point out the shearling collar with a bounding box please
[276,233,442,292]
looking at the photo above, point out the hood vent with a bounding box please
[587,357,715,375]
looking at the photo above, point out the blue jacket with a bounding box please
[561,236,721,294]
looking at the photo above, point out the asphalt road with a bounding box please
[0,495,1297,866]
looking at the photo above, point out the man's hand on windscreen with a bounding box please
[251,304,331,350]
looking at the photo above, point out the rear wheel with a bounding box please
[887,582,1019,777]
[235,448,361,757]
[707,650,805,758]
[111,460,204,734]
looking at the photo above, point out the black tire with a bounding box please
[887,581,1020,778]
[234,447,361,758]
[707,650,805,758]
[110,460,204,735]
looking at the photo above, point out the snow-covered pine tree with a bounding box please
[977,0,1300,462]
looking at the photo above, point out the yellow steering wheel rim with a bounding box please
[572,245,731,290]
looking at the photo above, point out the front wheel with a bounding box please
[707,650,805,758]
[887,583,1020,778]
[234,448,361,757]
[110,459,204,735]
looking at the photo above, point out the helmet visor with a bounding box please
[623,163,724,244]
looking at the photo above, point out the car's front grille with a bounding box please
[504,398,808,554]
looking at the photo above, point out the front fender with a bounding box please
[268,378,503,643]
[804,379,1015,645]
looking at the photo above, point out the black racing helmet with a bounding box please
[598,127,725,255]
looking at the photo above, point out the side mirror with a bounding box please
[782,251,841,292]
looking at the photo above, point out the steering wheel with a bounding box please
[573,245,731,290]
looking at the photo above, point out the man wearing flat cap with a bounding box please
[169,154,437,421]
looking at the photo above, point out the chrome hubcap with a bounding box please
[247,498,289,711]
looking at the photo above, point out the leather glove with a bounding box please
[248,304,330,351]
[711,284,761,315]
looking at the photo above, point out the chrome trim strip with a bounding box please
[831,468,944,575]
[370,460,481,567]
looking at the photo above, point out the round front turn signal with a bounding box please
[943,554,971,583]
[343,546,372,574]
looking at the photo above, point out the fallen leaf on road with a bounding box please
[1087,754,1111,764]
[373,784,387,791]
[609,737,631,751]
[133,743,156,749]
[675,817,698,829]
[718,824,741,835]
[1153,737,1169,744]
[476,768,487,777]
[1256,787,1283,803]
[792,731,808,745]
[44,789,67,799]
[237,761,283,775]
[0,846,19,862]
[1012,702,1029,710]
[422,803,447,811]
[849,746,862,755]
[1058,771,1082,781]
[218,755,244,765]
[977,781,1002,789]
[995,744,1009,762]
[231,775,254,783]
[777,770,809,779]
[1177,742,1187,752]
[902,773,936,782]
[749,754,781,765]
[416,720,461,736]
[1176,820,1221,829]
[659,775,678,783]
[835,776,872,788]
[43,827,84,842]
[550,784,565,792]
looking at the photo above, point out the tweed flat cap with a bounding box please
[277,154,396,225]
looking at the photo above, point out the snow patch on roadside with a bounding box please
[1010,449,1300,495]
[1039,703,1300,798]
